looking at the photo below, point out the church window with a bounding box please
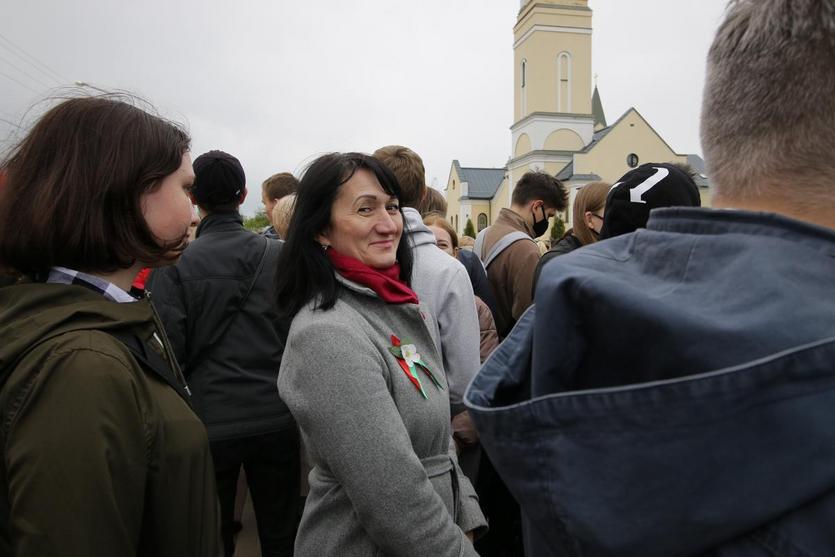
[477,213,488,231]
[521,59,528,115]
[627,153,639,168]
[557,52,572,112]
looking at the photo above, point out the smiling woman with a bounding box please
[316,167,404,269]
[275,152,486,557]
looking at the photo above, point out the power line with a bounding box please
[0,31,69,85]
[0,116,22,129]
[0,53,57,90]
[0,68,39,94]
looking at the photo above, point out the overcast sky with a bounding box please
[1,0,729,216]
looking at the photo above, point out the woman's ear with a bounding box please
[315,230,330,248]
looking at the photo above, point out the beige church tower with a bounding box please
[507,1,596,204]
[445,2,707,238]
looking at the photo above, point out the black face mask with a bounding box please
[531,205,549,237]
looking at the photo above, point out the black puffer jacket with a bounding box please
[148,212,295,441]
[532,233,583,295]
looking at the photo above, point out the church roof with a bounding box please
[555,161,601,182]
[592,85,607,128]
[453,160,505,199]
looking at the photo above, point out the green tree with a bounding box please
[550,215,565,241]
[243,210,270,232]
[463,218,476,238]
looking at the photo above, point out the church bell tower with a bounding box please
[510,1,595,181]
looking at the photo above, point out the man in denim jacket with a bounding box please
[466,1,835,555]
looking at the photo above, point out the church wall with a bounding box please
[515,33,592,119]
[515,133,532,157]
[514,4,592,122]
[573,110,688,183]
[466,200,492,232]
[511,114,594,153]
[543,129,584,151]
[445,166,462,233]
[490,177,512,219]
[544,161,564,176]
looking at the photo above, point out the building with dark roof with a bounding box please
[446,0,709,237]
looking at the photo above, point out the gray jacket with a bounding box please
[403,208,480,407]
[279,275,486,557]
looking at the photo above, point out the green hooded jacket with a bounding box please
[0,281,220,556]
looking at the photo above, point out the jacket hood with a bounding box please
[468,307,835,556]
[0,281,154,387]
[465,211,835,555]
[402,207,438,248]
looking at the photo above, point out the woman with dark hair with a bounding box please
[0,96,218,556]
[276,152,486,557]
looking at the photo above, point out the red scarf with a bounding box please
[327,249,419,305]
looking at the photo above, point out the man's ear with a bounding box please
[238,186,248,205]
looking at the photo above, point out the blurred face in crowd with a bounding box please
[428,225,456,257]
[318,168,403,269]
[585,206,605,235]
[141,152,198,261]
[262,187,278,225]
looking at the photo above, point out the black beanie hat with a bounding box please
[599,163,701,239]
[191,150,246,206]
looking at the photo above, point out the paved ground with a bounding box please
[234,493,261,557]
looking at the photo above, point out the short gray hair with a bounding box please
[700,0,835,204]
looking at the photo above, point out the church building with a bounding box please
[445,0,709,236]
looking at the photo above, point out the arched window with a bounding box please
[521,59,527,116]
[557,52,572,112]
[477,213,488,231]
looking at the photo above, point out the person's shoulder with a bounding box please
[288,298,365,338]
[412,244,470,290]
[44,329,137,370]
[3,329,140,412]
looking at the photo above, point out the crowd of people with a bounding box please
[1,0,835,555]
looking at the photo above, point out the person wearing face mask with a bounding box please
[473,171,567,340]
[532,180,609,293]
[470,171,566,557]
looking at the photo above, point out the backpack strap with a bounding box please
[482,231,534,268]
[184,237,275,375]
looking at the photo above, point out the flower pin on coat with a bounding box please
[389,334,443,399]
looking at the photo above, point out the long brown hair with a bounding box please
[0,96,191,276]
[572,181,610,246]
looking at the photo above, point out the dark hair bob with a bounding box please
[274,152,414,317]
[0,96,191,276]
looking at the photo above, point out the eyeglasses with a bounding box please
[590,213,604,221]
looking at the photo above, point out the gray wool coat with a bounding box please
[278,276,487,557]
